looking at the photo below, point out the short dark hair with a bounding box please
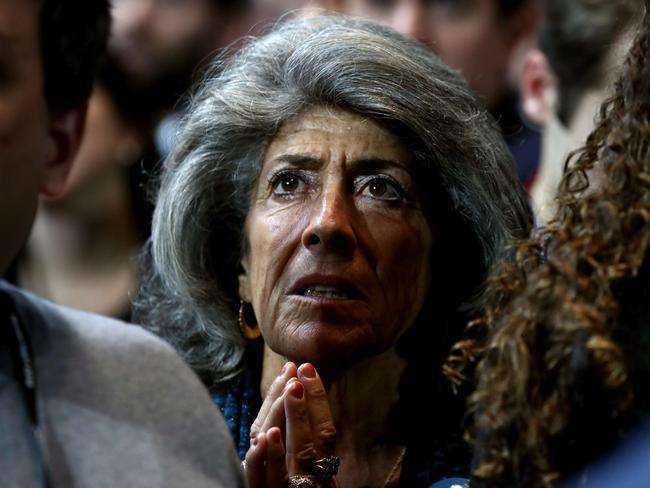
[539,0,640,124]
[39,0,111,110]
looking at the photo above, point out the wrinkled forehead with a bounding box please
[266,106,415,170]
[274,107,398,141]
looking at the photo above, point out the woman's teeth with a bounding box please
[304,285,350,299]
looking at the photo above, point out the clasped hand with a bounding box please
[245,362,339,487]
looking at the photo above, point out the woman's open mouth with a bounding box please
[290,274,364,301]
[302,285,353,300]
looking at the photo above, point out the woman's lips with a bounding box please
[303,285,352,299]
[288,274,364,301]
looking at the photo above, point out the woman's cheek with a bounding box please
[248,212,302,328]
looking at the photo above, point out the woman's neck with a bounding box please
[326,349,406,444]
[327,349,408,487]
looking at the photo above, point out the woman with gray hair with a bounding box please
[135,15,532,487]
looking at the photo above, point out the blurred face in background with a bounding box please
[0,0,82,273]
[55,85,142,214]
[109,0,225,90]
[0,0,48,273]
[342,0,528,108]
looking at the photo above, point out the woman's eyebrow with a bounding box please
[270,155,409,172]
[348,158,409,172]
[271,154,322,169]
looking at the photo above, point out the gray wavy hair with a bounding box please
[134,15,533,387]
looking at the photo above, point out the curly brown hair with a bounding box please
[444,2,650,486]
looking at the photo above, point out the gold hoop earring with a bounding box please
[239,300,261,340]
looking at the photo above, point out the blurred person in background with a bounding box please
[0,0,244,485]
[520,0,641,223]
[108,0,256,234]
[9,0,256,318]
[108,0,254,156]
[8,82,146,320]
[336,0,543,186]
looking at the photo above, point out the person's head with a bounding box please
[521,0,641,142]
[137,15,532,385]
[338,0,539,108]
[446,3,650,485]
[0,0,110,275]
[521,0,641,222]
[108,0,250,103]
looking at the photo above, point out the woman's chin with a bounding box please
[277,333,380,381]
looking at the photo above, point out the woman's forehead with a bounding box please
[266,106,414,166]
[275,106,381,134]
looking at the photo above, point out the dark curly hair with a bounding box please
[39,0,111,110]
[444,2,650,486]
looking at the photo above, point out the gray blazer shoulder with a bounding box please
[2,281,244,488]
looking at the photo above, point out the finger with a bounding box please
[297,363,336,454]
[245,432,267,488]
[259,392,287,435]
[251,362,297,438]
[284,379,317,475]
[265,427,288,487]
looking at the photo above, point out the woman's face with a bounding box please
[240,106,432,375]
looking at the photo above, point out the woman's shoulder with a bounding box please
[212,338,264,459]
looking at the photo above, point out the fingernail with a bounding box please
[268,428,281,444]
[252,435,258,446]
[281,362,290,374]
[298,363,315,378]
[283,377,297,393]
[290,381,304,399]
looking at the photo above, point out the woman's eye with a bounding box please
[360,178,403,201]
[272,174,306,195]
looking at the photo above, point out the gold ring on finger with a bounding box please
[289,474,319,488]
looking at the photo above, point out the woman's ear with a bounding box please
[238,259,252,303]
[39,105,87,199]
[520,49,558,126]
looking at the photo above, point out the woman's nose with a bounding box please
[301,189,357,258]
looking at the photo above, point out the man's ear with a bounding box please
[520,49,558,126]
[39,105,87,199]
